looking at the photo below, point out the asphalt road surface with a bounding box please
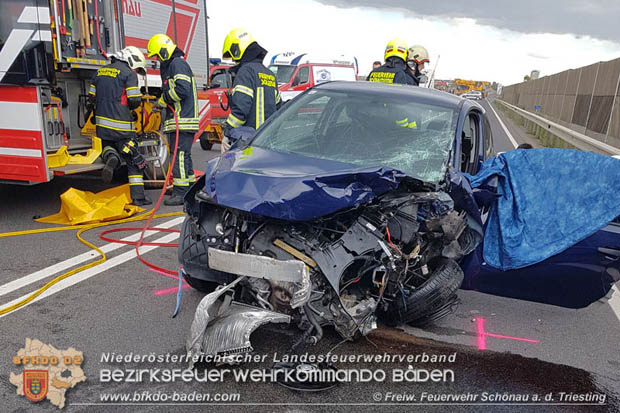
[0,99,618,412]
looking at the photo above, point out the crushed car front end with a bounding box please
[180,82,483,360]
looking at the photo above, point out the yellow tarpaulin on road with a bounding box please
[36,184,145,225]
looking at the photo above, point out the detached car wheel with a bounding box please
[388,258,464,325]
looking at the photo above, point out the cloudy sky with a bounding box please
[205,0,620,85]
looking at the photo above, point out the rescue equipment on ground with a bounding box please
[0,104,183,318]
[36,184,144,226]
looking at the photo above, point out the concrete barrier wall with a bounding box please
[501,57,620,149]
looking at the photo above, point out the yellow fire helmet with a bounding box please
[222,28,255,61]
[147,33,176,61]
[384,37,408,62]
[408,45,430,64]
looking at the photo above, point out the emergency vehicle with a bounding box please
[0,0,210,184]
[268,52,358,102]
[195,59,233,151]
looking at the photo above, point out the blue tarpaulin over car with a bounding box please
[468,148,620,270]
[202,146,404,221]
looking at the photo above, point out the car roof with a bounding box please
[314,81,464,110]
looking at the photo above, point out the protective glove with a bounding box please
[220,136,231,153]
[122,140,147,169]
[134,152,147,170]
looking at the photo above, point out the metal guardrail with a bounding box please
[495,99,620,156]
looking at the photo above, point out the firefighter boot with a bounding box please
[131,195,153,206]
[129,177,152,206]
[163,194,184,206]
[101,146,121,183]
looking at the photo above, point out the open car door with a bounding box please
[455,113,620,308]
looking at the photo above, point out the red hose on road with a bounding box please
[99,104,183,276]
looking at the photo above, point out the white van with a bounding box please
[268,52,358,101]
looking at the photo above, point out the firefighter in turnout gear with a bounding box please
[147,33,199,206]
[367,37,418,86]
[220,28,281,152]
[407,45,429,85]
[88,46,152,206]
[367,38,418,129]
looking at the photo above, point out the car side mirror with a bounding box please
[292,77,300,87]
[208,82,221,89]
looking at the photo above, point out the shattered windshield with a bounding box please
[269,65,296,85]
[251,89,457,184]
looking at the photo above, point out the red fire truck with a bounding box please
[0,0,210,184]
[195,60,233,151]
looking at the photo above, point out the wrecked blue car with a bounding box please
[180,82,620,358]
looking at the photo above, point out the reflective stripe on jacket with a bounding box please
[367,57,418,86]
[90,59,142,141]
[225,60,281,132]
[160,49,199,133]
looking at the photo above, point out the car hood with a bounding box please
[201,146,405,221]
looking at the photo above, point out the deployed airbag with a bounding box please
[468,148,620,270]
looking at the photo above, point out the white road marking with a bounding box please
[0,217,184,298]
[487,100,519,149]
[0,232,180,318]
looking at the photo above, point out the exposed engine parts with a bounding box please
[184,186,478,359]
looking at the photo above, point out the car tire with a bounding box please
[178,216,233,289]
[387,258,464,325]
[199,133,213,151]
[182,270,218,293]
